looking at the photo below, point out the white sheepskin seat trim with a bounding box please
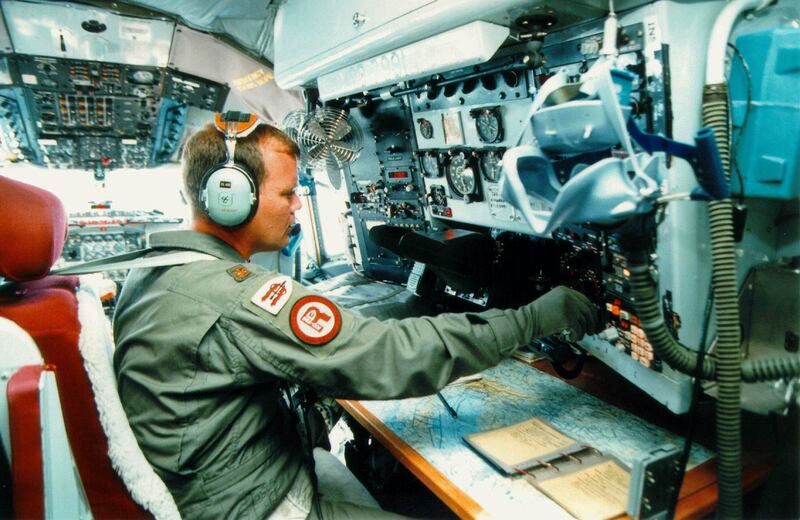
[76,275,182,520]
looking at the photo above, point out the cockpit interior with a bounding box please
[0,0,798,518]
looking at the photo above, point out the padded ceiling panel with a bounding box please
[169,25,301,125]
[123,0,279,64]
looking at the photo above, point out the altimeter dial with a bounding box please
[473,107,503,144]
[446,151,478,198]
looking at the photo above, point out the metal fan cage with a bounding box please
[282,109,307,145]
[296,108,362,169]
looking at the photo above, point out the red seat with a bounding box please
[0,175,168,519]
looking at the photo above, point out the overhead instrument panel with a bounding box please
[15,56,163,97]
[0,2,230,172]
[162,71,228,112]
[0,55,221,171]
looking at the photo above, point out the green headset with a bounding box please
[198,111,261,227]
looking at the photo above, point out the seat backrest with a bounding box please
[0,175,180,519]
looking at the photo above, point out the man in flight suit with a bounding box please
[113,120,599,519]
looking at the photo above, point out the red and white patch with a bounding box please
[290,295,342,346]
[251,275,293,315]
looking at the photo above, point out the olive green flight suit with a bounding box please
[113,230,537,519]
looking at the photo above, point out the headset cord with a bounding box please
[667,281,714,519]
[283,384,325,520]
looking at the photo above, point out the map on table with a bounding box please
[361,359,714,519]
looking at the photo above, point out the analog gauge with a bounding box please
[130,70,156,85]
[479,150,504,182]
[473,107,503,143]
[418,118,434,140]
[446,151,478,198]
[420,152,441,177]
[429,185,447,206]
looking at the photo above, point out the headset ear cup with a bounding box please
[199,165,258,226]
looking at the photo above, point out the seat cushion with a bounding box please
[0,278,150,519]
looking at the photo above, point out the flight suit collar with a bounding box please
[149,230,245,262]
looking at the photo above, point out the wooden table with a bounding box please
[339,358,774,519]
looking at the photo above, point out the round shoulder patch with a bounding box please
[290,295,342,346]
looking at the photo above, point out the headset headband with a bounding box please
[213,112,262,164]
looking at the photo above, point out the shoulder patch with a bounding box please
[251,275,293,315]
[290,295,342,346]
[227,264,254,282]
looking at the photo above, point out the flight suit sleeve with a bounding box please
[223,273,536,400]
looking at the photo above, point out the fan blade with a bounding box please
[305,119,329,142]
[326,163,343,190]
[326,152,345,169]
[328,116,352,141]
[307,144,329,163]
[281,110,307,137]
[330,140,356,153]
[298,128,329,150]
[329,141,359,162]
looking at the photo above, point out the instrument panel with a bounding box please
[421,142,531,231]
[344,98,428,283]
[402,20,654,236]
[58,210,184,282]
[16,56,162,97]
[338,19,658,260]
[1,54,229,171]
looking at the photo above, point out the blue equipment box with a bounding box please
[729,28,800,200]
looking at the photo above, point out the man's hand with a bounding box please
[526,286,600,342]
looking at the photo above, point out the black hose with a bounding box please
[628,262,716,378]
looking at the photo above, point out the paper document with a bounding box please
[537,459,630,520]
[465,417,575,470]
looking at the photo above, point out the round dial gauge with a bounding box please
[418,118,434,139]
[474,108,503,143]
[479,150,503,182]
[420,152,441,177]
[130,70,155,84]
[447,152,477,197]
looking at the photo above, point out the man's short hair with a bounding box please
[182,122,300,213]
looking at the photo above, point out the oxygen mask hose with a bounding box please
[702,82,742,520]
